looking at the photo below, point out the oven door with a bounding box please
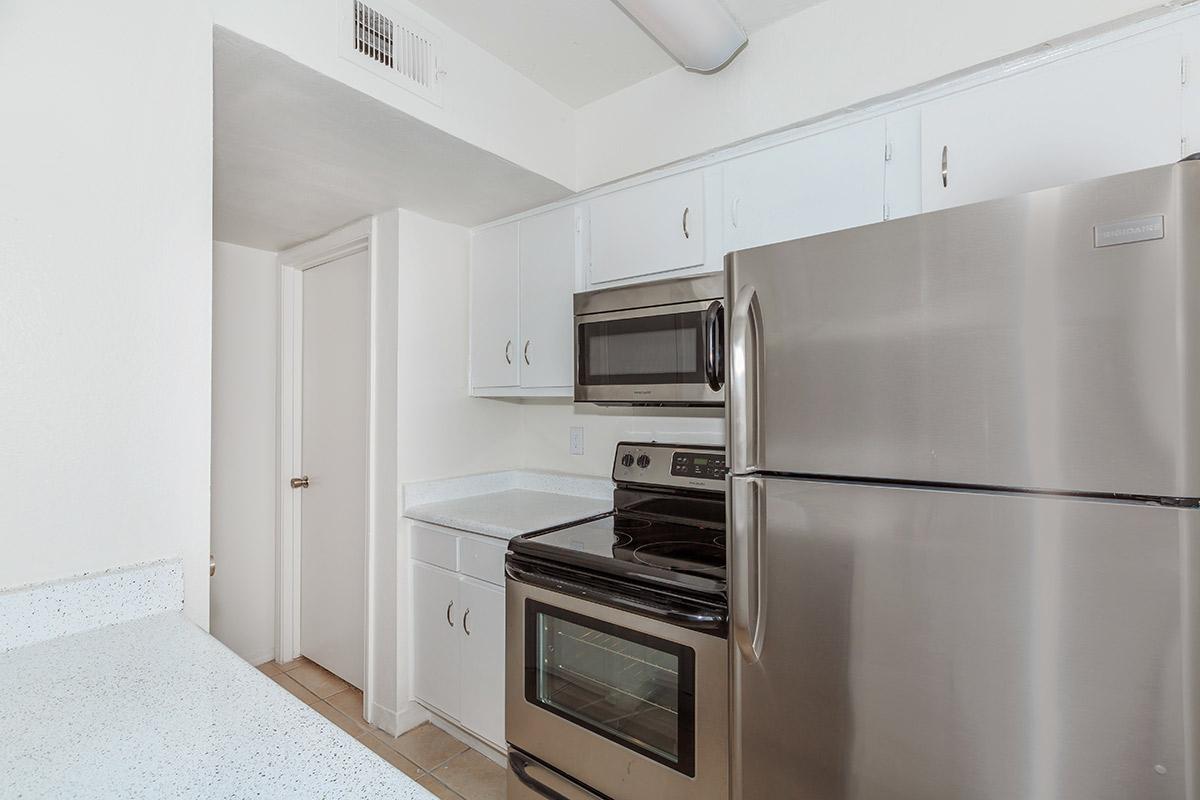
[506,577,728,800]
[574,300,724,405]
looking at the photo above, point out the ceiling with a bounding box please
[214,28,571,251]
[408,0,827,108]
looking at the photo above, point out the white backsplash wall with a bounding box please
[519,400,725,477]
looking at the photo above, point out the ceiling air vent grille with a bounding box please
[340,0,443,105]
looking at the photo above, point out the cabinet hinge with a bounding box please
[884,141,894,162]
[1182,55,1189,86]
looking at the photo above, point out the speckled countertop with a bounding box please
[0,612,434,800]
[403,470,613,539]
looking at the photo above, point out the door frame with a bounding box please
[276,218,381,719]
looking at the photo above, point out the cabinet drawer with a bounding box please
[411,524,459,571]
[459,536,507,587]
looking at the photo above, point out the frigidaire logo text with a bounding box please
[1093,215,1164,248]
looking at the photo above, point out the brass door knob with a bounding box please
[290,476,310,489]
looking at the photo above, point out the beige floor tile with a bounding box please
[390,723,469,771]
[416,775,466,800]
[270,673,321,706]
[255,661,283,677]
[429,750,506,800]
[313,700,369,737]
[287,660,352,699]
[276,656,311,672]
[326,688,367,727]
[356,733,423,778]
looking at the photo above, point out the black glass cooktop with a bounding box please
[513,512,727,596]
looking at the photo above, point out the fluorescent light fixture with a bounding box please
[614,0,747,73]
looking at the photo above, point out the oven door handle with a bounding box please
[505,559,727,633]
[510,750,608,800]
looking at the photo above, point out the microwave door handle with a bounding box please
[705,300,725,392]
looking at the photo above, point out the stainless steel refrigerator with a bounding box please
[725,159,1200,800]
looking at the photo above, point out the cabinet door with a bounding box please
[412,562,461,719]
[458,577,505,748]
[589,169,706,284]
[922,33,1183,212]
[724,118,887,252]
[518,207,575,389]
[469,223,520,389]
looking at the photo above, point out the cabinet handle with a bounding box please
[523,340,531,365]
[731,197,740,229]
[446,601,455,627]
[941,145,949,188]
[504,340,512,365]
[682,207,690,239]
[463,608,471,636]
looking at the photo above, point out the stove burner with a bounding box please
[614,518,652,530]
[631,541,725,574]
[713,534,726,547]
[611,532,634,548]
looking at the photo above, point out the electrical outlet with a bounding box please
[569,427,585,456]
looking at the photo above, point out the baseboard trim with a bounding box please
[369,699,429,738]
[423,707,506,767]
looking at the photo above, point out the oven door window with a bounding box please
[525,600,696,776]
[578,310,706,387]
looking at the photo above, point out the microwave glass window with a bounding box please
[525,601,696,775]
[579,311,706,386]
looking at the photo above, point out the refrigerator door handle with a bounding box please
[728,284,763,473]
[730,476,765,664]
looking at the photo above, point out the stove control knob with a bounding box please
[636,455,651,469]
[621,453,635,468]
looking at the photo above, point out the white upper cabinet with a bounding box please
[518,207,576,389]
[723,118,888,252]
[469,223,520,389]
[470,209,577,396]
[588,169,707,284]
[921,32,1184,212]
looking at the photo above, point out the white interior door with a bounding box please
[300,249,369,689]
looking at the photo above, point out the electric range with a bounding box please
[504,442,729,800]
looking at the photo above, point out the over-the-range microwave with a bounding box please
[573,274,724,406]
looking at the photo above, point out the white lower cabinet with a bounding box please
[457,578,505,747]
[412,561,462,719]
[411,524,507,749]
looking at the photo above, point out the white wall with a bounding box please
[210,0,576,190]
[519,402,724,477]
[575,0,1172,187]
[381,208,525,729]
[0,0,213,626]
[211,242,279,664]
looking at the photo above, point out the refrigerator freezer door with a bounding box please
[729,475,1198,800]
[726,160,1200,498]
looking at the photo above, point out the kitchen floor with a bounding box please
[257,658,506,799]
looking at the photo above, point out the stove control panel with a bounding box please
[670,451,727,481]
[612,441,726,492]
